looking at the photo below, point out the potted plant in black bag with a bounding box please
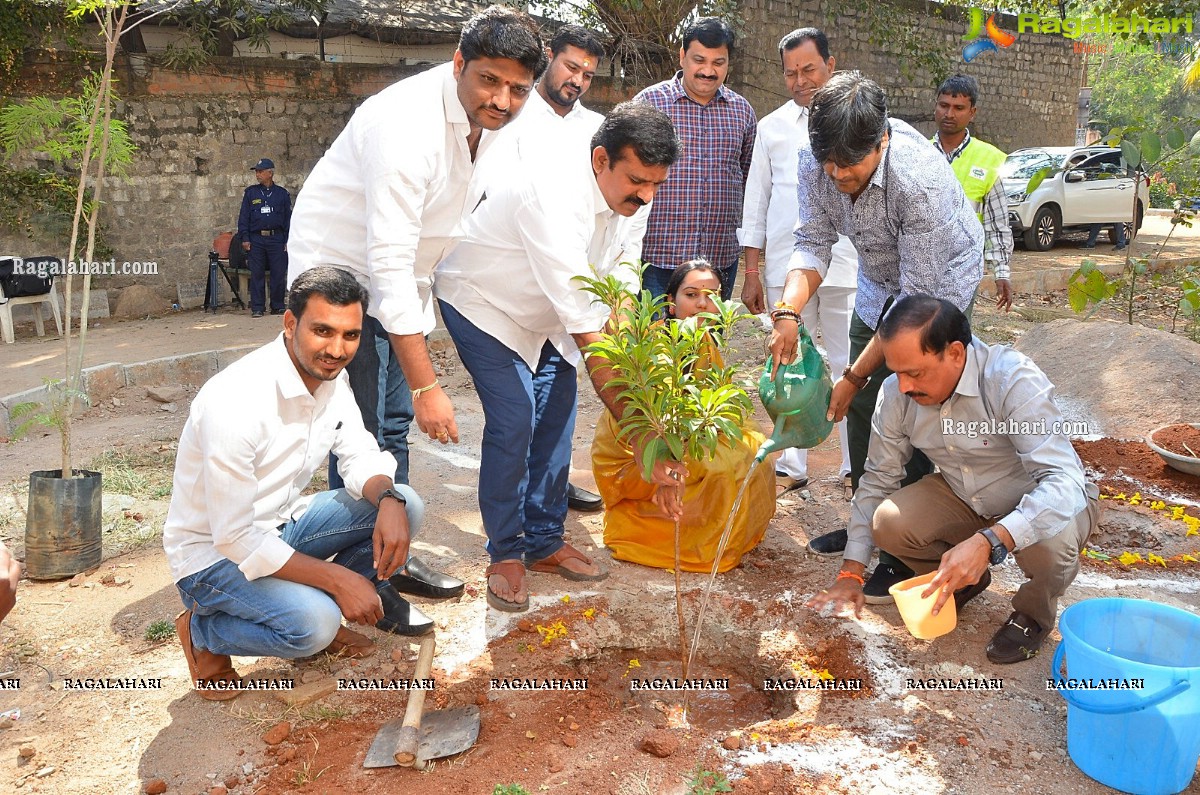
[0,1,164,578]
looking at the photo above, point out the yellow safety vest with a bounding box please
[934,135,1008,220]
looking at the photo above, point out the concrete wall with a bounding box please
[734,0,1083,153]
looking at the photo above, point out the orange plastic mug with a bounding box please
[890,571,957,640]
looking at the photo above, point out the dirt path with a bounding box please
[0,309,1198,795]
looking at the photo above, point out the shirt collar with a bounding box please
[590,163,612,221]
[442,62,468,126]
[950,336,985,399]
[668,71,731,105]
[272,333,334,403]
[935,128,972,162]
[790,101,808,124]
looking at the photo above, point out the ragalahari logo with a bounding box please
[962,8,1017,61]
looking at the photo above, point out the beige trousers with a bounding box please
[871,473,1098,631]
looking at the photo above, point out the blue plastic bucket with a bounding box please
[1053,598,1200,795]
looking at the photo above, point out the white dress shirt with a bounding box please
[515,88,604,136]
[435,144,647,369]
[163,336,397,584]
[737,101,857,290]
[287,63,500,337]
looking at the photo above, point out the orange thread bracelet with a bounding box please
[836,570,865,586]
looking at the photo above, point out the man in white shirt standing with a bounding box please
[511,23,612,515]
[287,7,546,493]
[524,24,605,132]
[435,103,683,612]
[165,268,433,700]
[739,27,857,500]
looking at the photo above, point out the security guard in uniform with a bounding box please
[931,75,1013,312]
[238,158,292,317]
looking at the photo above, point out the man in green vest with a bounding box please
[933,75,1013,312]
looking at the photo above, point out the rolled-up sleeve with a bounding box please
[990,367,1089,551]
[845,380,913,566]
[196,409,295,581]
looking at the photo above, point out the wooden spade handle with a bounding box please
[393,633,436,766]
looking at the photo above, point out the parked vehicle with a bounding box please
[1003,146,1148,251]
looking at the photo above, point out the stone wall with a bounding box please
[734,0,1083,153]
[2,55,424,307]
[2,54,640,306]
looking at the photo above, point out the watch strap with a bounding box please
[841,365,868,390]
[378,487,406,506]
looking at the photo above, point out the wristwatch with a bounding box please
[978,527,1008,565]
[378,487,407,507]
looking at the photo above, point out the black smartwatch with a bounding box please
[378,487,406,507]
[978,527,1008,565]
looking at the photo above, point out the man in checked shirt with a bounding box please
[771,72,984,602]
[633,16,756,302]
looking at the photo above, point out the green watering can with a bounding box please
[755,324,835,462]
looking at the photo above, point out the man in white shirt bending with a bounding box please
[164,268,434,700]
[738,27,857,499]
[434,102,683,612]
[287,7,546,491]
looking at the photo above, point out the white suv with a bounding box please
[1003,146,1148,251]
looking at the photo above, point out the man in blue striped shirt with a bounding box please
[770,72,984,600]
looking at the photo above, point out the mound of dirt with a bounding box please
[1015,319,1200,439]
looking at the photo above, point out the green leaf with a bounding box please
[1166,128,1186,150]
[1120,140,1141,169]
[1024,166,1055,196]
[1139,132,1161,165]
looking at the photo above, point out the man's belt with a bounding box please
[255,229,283,236]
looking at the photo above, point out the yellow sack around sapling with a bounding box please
[592,409,775,573]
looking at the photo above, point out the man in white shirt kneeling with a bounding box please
[164,267,435,700]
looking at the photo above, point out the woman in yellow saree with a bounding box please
[591,260,775,573]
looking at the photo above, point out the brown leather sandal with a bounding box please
[527,543,608,582]
[321,626,376,659]
[175,610,242,701]
[486,560,529,612]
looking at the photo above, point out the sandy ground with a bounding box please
[0,297,1198,795]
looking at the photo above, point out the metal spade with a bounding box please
[363,634,481,769]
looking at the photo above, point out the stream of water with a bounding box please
[680,454,765,717]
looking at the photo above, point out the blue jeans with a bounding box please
[439,300,577,564]
[247,237,287,314]
[176,485,424,658]
[331,312,413,487]
[641,261,738,304]
[1084,223,1126,247]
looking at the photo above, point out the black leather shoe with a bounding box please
[270,308,285,315]
[862,563,915,605]
[953,568,991,613]
[807,528,848,557]
[389,556,465,600]
[375,583,434,636]
[567,483,603,512]
[986,611,1048,664]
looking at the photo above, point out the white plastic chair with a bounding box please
[0,256,64,344]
